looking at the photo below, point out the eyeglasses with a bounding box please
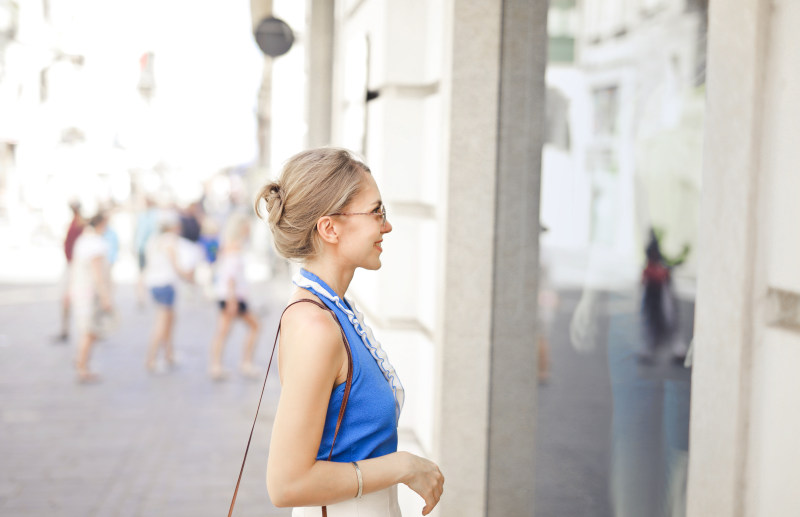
[329,205,387,226]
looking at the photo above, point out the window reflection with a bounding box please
[537,1,706,516]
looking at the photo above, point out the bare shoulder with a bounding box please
[280,296,344,357]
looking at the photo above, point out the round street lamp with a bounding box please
[253,16,294,58]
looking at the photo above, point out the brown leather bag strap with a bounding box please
[227,298,353,517]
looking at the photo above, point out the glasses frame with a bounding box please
[328,205,387,226]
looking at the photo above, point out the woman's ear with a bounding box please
[316,216,339,244]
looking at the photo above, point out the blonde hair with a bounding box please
[254,147,370,260]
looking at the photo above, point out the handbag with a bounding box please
[227,298,353,517]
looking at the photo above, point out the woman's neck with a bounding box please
[301,260,354,299]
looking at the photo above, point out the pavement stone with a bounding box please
[0,274,294,517]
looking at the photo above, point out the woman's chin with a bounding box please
[362,259,382,271]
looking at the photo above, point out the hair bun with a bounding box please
[264,183,285,221]
[255,181,284,222]
[254,147,368,260]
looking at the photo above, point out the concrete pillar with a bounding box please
[437,2,501,513]
[685,0,769,515]
[307,0,333,148]
[487,0,548,514]
[437,0,547,515]
[688,1,800,516]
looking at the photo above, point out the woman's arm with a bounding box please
[266,303,444,513]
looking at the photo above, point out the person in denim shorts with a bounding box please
[144,211,194,372]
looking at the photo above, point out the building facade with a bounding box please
[272,0,800,515]
[311,1,547,515]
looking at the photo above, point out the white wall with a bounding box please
[686,0,800,515]
[332,0,445,461]
[745,1,800,515]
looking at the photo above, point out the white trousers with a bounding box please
[292,485,401,517]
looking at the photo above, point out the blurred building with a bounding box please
[0,1,264,283]
[580,0,706,286]
[541,0,706,292]
[0,0,138,245]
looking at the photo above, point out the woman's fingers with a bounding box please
[421,478,443,515]
[402,453,444,515]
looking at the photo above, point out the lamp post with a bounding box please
[249,0,294,176]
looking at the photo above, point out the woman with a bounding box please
[144,210,194,372]
[209,211,260,380]
[255,148,444,516]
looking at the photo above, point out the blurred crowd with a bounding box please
[55,196,263,383]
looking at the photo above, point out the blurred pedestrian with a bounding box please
[55,200,84,342]
[198,217,220,264]
[101,204,120,268]
[71,211,114,383]
[640,229,678,359]
[208,212,260,380]
[537,225,559,383]
[175,201,207,292]
[134,196,159,308]
[144,211,195,373]
[103,225,120,266]
[180,200,203,243]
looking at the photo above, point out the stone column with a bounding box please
[684,0,767,514]
[687,0,800,515]
[487,0,548,514]
[437,0,547,515]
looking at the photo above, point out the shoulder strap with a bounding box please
[227,298,354,517]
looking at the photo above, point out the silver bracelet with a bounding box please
[352,461,363,499]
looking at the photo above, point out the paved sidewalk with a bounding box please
[0,276,294,517]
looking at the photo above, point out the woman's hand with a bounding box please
[400,452,444,515]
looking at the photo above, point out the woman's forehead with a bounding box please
[354,174,381,203]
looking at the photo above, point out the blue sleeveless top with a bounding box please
[294,269,401,462]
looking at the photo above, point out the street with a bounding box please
[0,276,293,517]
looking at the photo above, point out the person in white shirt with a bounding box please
[208,212,260,380]
[71,212,113,383]
[144,211,194,372]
